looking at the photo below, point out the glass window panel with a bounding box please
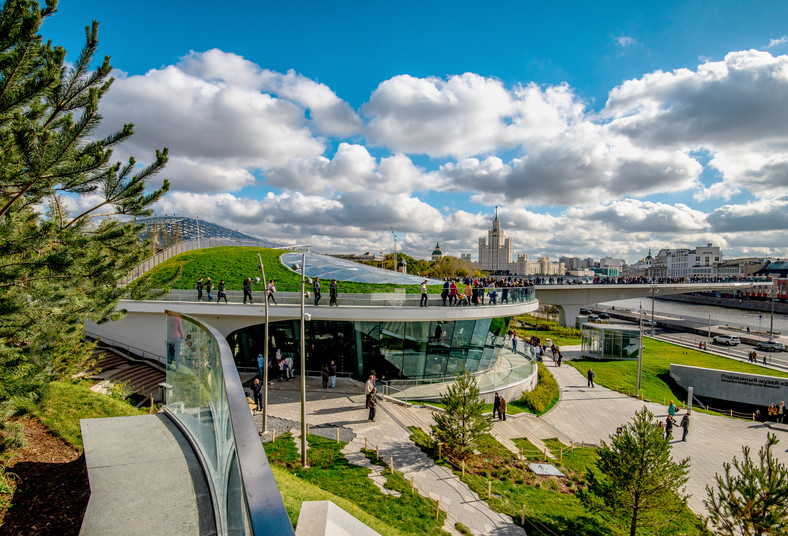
[452,321,474,347]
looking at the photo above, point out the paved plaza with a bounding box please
[260,348,788,534]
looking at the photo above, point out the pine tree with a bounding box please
[580,406,691,536]
[430,369,492,460]
[704,433,788,535]
[0,0,169,405]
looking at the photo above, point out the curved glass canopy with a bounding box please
[280,252,443,285]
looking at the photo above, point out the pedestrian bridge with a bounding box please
[534,282,757,326]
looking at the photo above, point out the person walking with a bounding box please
[329,360,337,389]
[512,334,518,354]
[420,280,429,307]
[217,280,228,303]
[556,351,563,367]
[499,396,507,421]
[493,392,501,420]
[680,413,689,441]
[252,378,263,412]
[668,400,677,417]
[321,364,329,389]
[665,415,675,441]
[329,279,338,306]
[257,353,264,378]
[441,280,449,306]
[286,354,294,380]
[587,368,595,388]
[313,277,321,306]
[205,277,213,301]
[368,392,377,421]
[778,401,785,423]
[243,277,253,304]
[449,280,458,306]
[195,277,204,301]
[365,374,377,408]
[267,279,277,304]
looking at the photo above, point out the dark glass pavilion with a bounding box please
[226,316,511,380]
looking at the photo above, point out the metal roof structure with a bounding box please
[280,252,443,285]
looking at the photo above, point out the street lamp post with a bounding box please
[299,253,308,467]
[636,304,643,395]
[769,280,775,342]
[258,254,269,434]
[650,283,659,337]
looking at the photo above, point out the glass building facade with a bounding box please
[581,323,641,360]
[226,317,512,380]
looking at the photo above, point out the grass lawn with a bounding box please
[513,314,582,346]
[142,246,433,294]
[410,428,704,536]
[264,432,449,535]
[568,337,788,408]
[28,380,148,451]
[270,465,408,535]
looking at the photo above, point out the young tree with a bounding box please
[430,369,492,460]
[580,406,691,536]
[704,433,788,535]
[0,0,169,404]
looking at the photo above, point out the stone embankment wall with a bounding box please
[658,294,788,315]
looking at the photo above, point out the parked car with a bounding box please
[756,340,785,352]
[643,319,656,327]
[713,335,741,346]
[587,315,600,322]
[579,308,591,315]
[598,312,610,320]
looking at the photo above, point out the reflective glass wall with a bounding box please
[227,317,512,380]
[166,312,293,536]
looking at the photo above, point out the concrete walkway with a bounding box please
[536,347,788,515]
[80,414,216,536]
[261,377,525,536]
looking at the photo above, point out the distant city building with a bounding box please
[431,242,444,261]
[460,253,473,263]
[717,258,769,278]
[478,209,512,272]
[651,244,723,278]
[621,250,653,278]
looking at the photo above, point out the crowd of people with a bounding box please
[434,277,536,307]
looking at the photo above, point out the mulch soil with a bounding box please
[0,417,89,536]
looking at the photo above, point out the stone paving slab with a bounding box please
[544,347,788,515]
[264,376,525,536]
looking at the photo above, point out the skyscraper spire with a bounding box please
[495,206,498,221]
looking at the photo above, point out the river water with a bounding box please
[601,297,788,335]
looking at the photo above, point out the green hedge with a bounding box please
[519,363,559,415]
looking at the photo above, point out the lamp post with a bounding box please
[391,227,398,272]
[258,254,269,434]
[650,283,659,337]
[300,253,308,467]
[769,280,775,342]
[636,304,643,395]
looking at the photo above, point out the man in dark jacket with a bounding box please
[196,277,204,301]
[587,368,595,388]
[493,392,501,420]
[243,277,253,304]
[329,279,338,306]
[252,378,263,412]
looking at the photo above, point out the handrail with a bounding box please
[164,311,294,535]
[143,286,538,307]
[84,331,167,367]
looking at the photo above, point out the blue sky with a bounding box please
[42,1,788,262]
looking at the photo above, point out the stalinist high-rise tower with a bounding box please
[478,208,512,273]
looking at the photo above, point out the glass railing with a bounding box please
[165,311,294,536]
[148,285,537,307]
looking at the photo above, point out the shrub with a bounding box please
[519,363,559,414]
